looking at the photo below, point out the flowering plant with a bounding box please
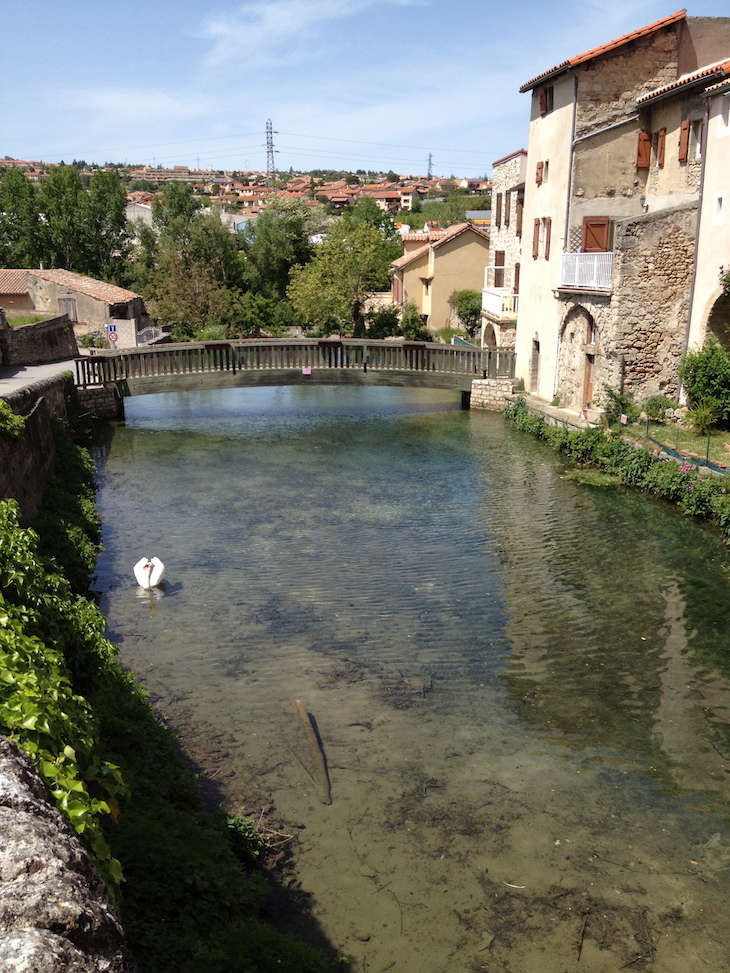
[720,265,730,296]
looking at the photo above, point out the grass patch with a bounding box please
[6,313,51,326]
[623,421,730,468]
[562,468,620,487]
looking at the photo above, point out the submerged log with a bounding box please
[294,700,332,805]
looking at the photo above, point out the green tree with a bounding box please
[0,168,43,267]
[38,166,89,271]
[85,170,129,281]
[448,289,482,339]
[288,220,398,335]
[240,196,321,301]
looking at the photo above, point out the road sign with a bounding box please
[108,332,118,343]
[108,323,117,333]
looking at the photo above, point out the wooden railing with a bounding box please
[74,338,516,389]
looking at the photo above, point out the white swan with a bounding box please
[134,556,165,589]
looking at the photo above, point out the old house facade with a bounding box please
[481,150,526,349]
[514,11,730,414]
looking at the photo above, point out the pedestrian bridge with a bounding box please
[74,338,515,397]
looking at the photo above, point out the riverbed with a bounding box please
[93,386,730,972]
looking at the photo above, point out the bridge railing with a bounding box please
[74,339,515,388]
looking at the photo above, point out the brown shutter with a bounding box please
[539,89,548,116]
[495,192,502,227]
[532,219,540,259]
[657,128,666,167]
[516,194,523,238]
[514,262,520,295]
[544,217,552,260]
[678,119,690,163]
[504,191,510,226]
[536,161,544,185]
[581,216,610,252]
[636,131,651,169]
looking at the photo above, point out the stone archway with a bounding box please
[706,292,730,348]
[555,305,597,413]
[481,321,496,347]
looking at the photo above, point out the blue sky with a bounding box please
[3,2,729,177]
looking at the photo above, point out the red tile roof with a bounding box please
[29,269,142,304]
[637,57,730,103]
[520,9,687,92]
[0,269,28,294]
[391,222,489,270]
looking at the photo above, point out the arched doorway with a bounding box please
[481,321,496,347]
[706,292,730,347]
[530,336,540,393]
[556,306,597,412]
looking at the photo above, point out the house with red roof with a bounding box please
[514,9,730,415]
[390,222,490,333]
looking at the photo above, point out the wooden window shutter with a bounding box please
[678,119,690,163]
[532,219,540,259]
[504,192,510,226]
[539,89,548,116]
[544,217,552,260]
[581,216,610,253]
[657,128,666,167]
[514,262,520,295]
[495,192,502,227]
[636,131,651,169]
[536,161,544,185]
[516,195,524,238]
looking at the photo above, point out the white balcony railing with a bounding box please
[559,251,614,291]
[481,287,519,319]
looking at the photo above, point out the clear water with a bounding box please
[93,386,730,973]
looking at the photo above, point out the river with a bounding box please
[92,385,730,973]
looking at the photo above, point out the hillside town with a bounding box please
[2,8,730,426]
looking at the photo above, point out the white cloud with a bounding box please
[200,0,421,67]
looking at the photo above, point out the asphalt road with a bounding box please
[0,358,83,395]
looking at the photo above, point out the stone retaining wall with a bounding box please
[0,313,78,366]
[470,378,515,410]
[77,386,125,420]
[0,377,70,523]
[0,737,135,973]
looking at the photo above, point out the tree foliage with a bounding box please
[679,338,730,426]
[288,219,400,335]
[448,289,482,338]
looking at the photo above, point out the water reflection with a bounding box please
[93,387,730,973]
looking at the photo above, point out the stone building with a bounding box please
[481,150,526,349]
[514,10,730,415]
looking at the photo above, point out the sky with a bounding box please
[3,1,730,178]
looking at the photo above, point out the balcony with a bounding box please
[559,251,614,292]
[482,287,519,320]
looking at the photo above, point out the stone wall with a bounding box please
[0,377,68,523]
[0,314,78,366]
[77,386,125,420]
[0,736,135,973]
[470,378,515,410]
[554,203,696,411]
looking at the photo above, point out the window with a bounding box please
[692,119,704,158]
[494,251,506,288]
[636,130,652,169]
[536,161,544,185]
[532,219,540,259]
[657,128,666,167]
[713,192,726,227]
[539,85,554,116]
[720,95,730,136]
[544,217,552,260]
[516,193,524,238]
[581,216,611,252]
[495,192,502,227]
[514,263,520,296]
[504,192,510,227]
[678,119,691,163]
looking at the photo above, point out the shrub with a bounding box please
[679,338,730,425]
[687,396,721,435]
[643,395,674,423]
[601,384,641,426]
